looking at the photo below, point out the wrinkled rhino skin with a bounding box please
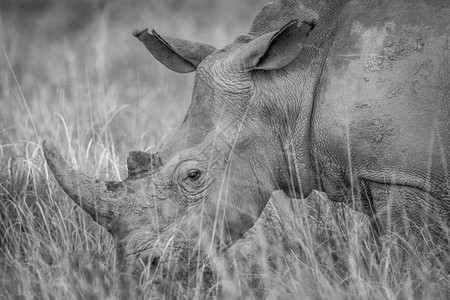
[43,0,450,290]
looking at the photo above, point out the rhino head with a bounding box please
[43,1,317,287]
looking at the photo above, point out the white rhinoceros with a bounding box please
[43,0,450,290]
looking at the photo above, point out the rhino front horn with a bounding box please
[42,141,122,231]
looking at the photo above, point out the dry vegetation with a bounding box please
[0,0,449,299]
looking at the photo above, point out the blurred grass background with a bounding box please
[1,0,449,299]
[0,0,263,161]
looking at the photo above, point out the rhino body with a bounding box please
[43,0,450,290]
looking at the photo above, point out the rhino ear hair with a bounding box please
[133,29,217,73]
[234,20,315,71]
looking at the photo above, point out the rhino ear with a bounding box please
[234,20,315,71]
[133,29,216,73]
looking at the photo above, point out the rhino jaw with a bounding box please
[42,141,121,231]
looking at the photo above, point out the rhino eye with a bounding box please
[176,164,210,198]
[187,169,201,180]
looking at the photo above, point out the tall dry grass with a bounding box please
[0,0,449,299]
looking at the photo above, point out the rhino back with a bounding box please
[311,0,450,199]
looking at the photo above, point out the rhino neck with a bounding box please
[257,2,352,199]
[251,82,309,199]
[251,42,339,199]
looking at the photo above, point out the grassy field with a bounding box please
[1,0,449,299]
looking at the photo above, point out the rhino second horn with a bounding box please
[42,141,121,231]
[127,150,162,177]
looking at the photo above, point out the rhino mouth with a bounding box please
[127,240,218,294]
